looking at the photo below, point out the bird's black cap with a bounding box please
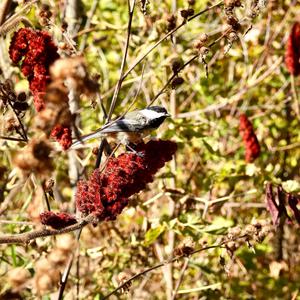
[147,106,169,115]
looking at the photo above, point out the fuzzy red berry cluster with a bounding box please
[9,28,59,112]
[40,211,77,230]
[9,28,72,150]
[76,140,177,220]
[239,114,260,163]
[50,125,72,151]
[285,22,300,76]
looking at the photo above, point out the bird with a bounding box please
[71,106,170,149]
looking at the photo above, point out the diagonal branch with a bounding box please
[102,235,247,299]
[147,31,229,107]
[0,214,96,245]
[121,1,223,82]
[107,0,136,121]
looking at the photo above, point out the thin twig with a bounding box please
[57,228,82,300]
[0,135,27,142]
[147,55,198,107]
[101,2,223,103]
[146,31,230,107]
[58,116,110,299]
[42,182,51,211]
[0,214,95,245]
[0,0,36,36]
[79,0,99,52]
[107,0,136,121]
[0,0,12,26]
[102,235,247,300]
[121,1,223,82]
[171,258,189,300]
[176,57,282,118]
[7,98,28,141]
[291,75,300,119]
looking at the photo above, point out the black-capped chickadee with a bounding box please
[71,106,170,149]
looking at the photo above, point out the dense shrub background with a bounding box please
[0,0,300,299]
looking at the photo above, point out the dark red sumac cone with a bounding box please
[239,114,260,162]
[76,139,177,221]
[285,22,300,76]
[50,125,72,151]
[40,211,77,230]
[9,28,60,112]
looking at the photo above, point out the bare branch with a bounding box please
[121,1,223,82]
[107,0,136,121]
[0,214,96,245]
[102,235,247,300]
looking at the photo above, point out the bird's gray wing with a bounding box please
[70,116,147,149]
[100,117,146,133]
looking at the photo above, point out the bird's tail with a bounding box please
[70,131,104,149]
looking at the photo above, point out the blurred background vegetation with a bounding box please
[0,0,300,299]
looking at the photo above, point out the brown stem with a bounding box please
[147,55,198,107]
[121,1,223,82]
[7,98,28,141]
[0,0,12,26]
[146,32,228,107]
[0,135,27,142]
[102,235,247,300]
[0,215,95,245]
[57,228,82,300]
[107,0,136,121]
[171,258,189,300]
[100,1,223,101]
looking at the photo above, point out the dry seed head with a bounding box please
[166,14,177,31]
[171,77,184,89]
[188,0,196,5]
[117,272,132,293]
[174,236,195,256]
[5,116,20,132]
[194,40,204,50]
[43,178,55,193]
[13,101,29,111]
[199,33,208,43]
[226,241,237,251]
[226,16,240,31]
[227,226,242,239]
[224,0,242,7]
[255,231,267,243]
[251,219,262,229]
[245,224,256,236]
[180,8,194,19]
[171,57,183,74]
[17,92,27,102]
[227,31,238,41]
[8,267,31,290]
[199,46,209,58]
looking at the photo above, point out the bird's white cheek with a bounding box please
[141,110,163,119]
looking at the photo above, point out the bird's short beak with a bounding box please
[166,113,171,117]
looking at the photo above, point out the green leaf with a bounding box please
[282,180,300,193]
[202,139,216,154]
[144,225,166,246]
[202,217,233,234]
